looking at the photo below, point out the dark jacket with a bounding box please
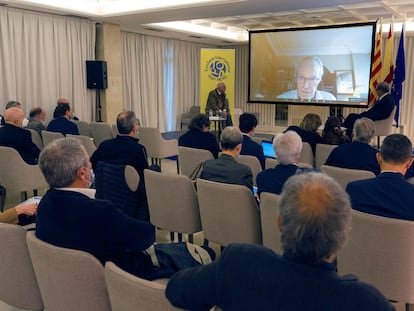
[178,128,220,158]
[347,172,414,220]
[47,117,79,135]
[285,125,323,155]
[325,142,380,175]
[166,243,394,311]
[200,154,253,191]
[36,188,156,277]
[240,135,265,169]
[0,124,40,164]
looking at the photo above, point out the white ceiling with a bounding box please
[0,0,413,45]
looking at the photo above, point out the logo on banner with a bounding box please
[204,56,231,81]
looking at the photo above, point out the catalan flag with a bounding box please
[381,24,394,84]
[368,22,382,107]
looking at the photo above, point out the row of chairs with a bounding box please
[145,168,282,251]
[0,224,182,311]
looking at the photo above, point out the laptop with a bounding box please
[261,140,276,159]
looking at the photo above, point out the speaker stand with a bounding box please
[96,89,102,122]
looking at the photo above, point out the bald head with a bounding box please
[279,172,351,264]
[4,107,24,128]
[216,82,226,94]
[29,106,46,121]
[57,98,69,105]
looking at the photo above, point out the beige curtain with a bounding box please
[122,31,210,131]
[0,7,96,122]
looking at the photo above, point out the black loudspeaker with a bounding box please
[86,60,108,89]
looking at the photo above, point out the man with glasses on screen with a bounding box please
[277,56,336,101]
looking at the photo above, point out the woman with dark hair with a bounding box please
[284,113,323,155]
[321,116,350,145]
[178,113,220,158]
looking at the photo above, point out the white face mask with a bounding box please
[22,118,29,127]
[88,169,95,188]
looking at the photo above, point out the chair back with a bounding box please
[180,106,200,130]
[259,192,282,254]
[374,105,396,137]
[27,128,44,150]
[315,143,336,169]
[139,127,178,159]
[95,162,141,219]
[144,169,201,235]
[337,210,414,304]
[299,142,314,167]
[196,178,262,246]
[321,165,375,190]
[26,231,111,311]
[112,124,119,136]
[178,146,214,177]
[0,146,47,192]
[238,155,262,187]
[0,224,43,310]
[74,120,92,137]
[41,130,64,146]
[105,262,183,311]
[265,157,278,169]
[67,134,97,156]
[90,122,114,147]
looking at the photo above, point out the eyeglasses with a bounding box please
[296,76,320,84]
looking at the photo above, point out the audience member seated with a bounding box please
[47,102,79,135]
[27,106,47,134]
[239,113,265,169]
[256,131,307,195]
[321,116,350,145]
[0,202,37,224]
[284,113,322,155]
[91,111,155,221]
[343,81,395,138]
[166,173,393,311]
[1,100,28,126]
[178,113,220,158]
[0,107,40,164]
[347,134,414,220]
[36,137,214,280]
[200,126,253,191]
[325,117,380,175]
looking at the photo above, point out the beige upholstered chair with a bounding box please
[0,224,43,310]
[138,127,179,172]
[112,124,119,136]
[238,154,262,187]
[41,130,64,146]
[315,143,336,169]
[74,120,92,137]
[407,177,414,185]
[144,169,201,242]
[337,210,414,308]
[321,165,375,190]
[178,146,214,177]
[26,231,111,311]
[373,105,397,147]
[90,121,114,147]
[180,106,200,130]
[105,262,183,311]
[299,142,314,167]
[259,192,282,254]
[196,178,261,247]
[265,157,279,169]
[0,146,47,202]
[27,128,44,150]
[67,134,97,156]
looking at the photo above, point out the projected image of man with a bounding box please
[277,56,336,101]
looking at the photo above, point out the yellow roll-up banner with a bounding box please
[200,49,235,116]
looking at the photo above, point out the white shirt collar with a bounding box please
[56,187,96,199]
